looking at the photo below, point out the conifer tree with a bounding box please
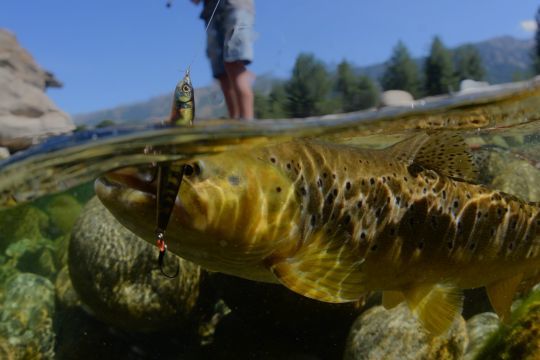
[454,44,485,81]
[285,53,332,117]
[380,41,421,98]
[424,36,456,95]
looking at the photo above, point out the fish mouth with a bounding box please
[96,166,157,195]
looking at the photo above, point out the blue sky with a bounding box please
[3,0,538,115]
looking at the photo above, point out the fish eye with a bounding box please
[184,161,202,177]
[182,84,191,93]
[184,164,194,176]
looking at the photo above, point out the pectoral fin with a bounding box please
[382,291,405,309]
[268,231,365,303]
[486,273,523,323]
[403,283,463,335]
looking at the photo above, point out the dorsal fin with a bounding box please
[388,132,479,182]
[268,230,366,303]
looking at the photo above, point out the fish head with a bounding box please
[95,150,299,281]
[170,71,194,125]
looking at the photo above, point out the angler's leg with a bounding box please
[218,73,239,118]
[222,7,255,120]
[224,61,254,120]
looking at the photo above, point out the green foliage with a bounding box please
[336,61,379,112]
[424,36,456,95]
[454,44,485,82]
[95,119,116,128]
[74,124,88,132]
[254,83,288,119]
[380,41,422,98]
[285,53,333,117]
[534,6,540,75]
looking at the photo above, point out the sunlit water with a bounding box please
[1,78,540,359]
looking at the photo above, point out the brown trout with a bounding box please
[95,132,540,334]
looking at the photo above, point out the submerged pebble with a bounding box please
[344,303,468,360]
[0,273,56,359]
[463,312,499,360]
[68,196,203,332]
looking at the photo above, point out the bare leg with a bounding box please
[217,74,239,118]
[224,61,254,120]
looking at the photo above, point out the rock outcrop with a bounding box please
[0,29,74,151]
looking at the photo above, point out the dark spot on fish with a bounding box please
[357,200,363,208]
[326,194,334,204]
[418,241,424,249]
[370,244,378,251]
[469,242,476,250]
[270,157,276,163]
[323,172,328,178]
[403,176,408,182]
[508,241,515,251]
[343,214,351,225]
[276,187,282,193]
[228,175,240,186]
[184,164,194,176]
[333,188,338,196]
[477,211,482,219]
[447,241,453,249]
[287,163,291,170]
[301,187,307,196]
[346,182,351,191]
[332,174,336,179]
[317,178,323,187]
[310,214,317,226]
[395,197,401,205]
[360,232,366,240]
[370,178,375,185]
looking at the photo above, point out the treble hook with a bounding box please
[156,231,180,278]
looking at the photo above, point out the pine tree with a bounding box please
[285,53,332,117]
[454,44,485,81]
[267,83,288,118]
[380,41,421,98]
[424,36,456,95]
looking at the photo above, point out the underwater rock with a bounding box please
[68,196,203,332]
[4,237,57,280]
[473,288,540,359]
[463,312,499,360]
[0,205,49,252]
[43,194,83,236]
[55,266,80,309]
[343,304,468,360]
[488,151,540,202]
[0,273,56,359]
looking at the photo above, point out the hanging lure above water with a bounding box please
[154,0,221,277]
[155,71,194,278]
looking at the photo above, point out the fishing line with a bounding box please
[186,0,222,75]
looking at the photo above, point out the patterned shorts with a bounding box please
[206,8,254,78]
